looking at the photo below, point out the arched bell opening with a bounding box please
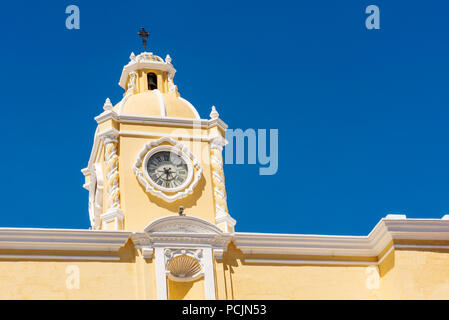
[147,72,158,90]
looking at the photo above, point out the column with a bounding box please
[203,248,216,300]
[154,247,168,300]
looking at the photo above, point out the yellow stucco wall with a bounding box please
[214,247,449,300]
[0,246,449,299]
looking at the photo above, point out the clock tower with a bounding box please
[81,49,236,234]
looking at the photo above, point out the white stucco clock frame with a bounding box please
[133,137,203,202]
[142,145,194,193]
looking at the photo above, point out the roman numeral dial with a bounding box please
[145,151,189,190]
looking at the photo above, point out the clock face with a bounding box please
[145,151,189,190]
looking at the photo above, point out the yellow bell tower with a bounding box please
[81,49,236,233]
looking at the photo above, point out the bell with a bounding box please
[147,73,158,90]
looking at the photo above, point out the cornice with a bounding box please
[1,218,448,264]
[233,218,449,265]
[0,228,131,253]
[94,111,228,131]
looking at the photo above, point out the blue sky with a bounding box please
[0,0,448,235]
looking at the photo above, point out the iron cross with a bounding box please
[137,27,150,52]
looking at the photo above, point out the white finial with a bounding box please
[129,52,136,61]
[103,98,113,111]
[210,105,219,119]
[165,54,172,64]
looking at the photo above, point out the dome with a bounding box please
[114,90,200,119]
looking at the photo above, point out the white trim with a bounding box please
[234,218,449,263]
[178,97,200,119]
[120,130,211,141]
[0,228,131,252]
[81,128,99,185]
[144,215,226,236]
[244,246,395,266]
[117,92,133,115]
[100,208,124,231]
[154,89,166,117]
[97,127,120,140]
[132,215,233,258]
[142,248,153,259]
[394,244,449,250]
[244,259,376,266]
[0,254,121,261]
[203,248,216,300]
[119,59,176,89]
[100,208,124,223]
[88,163,104,230]
[215,214,237,228]
[385,214,407,220]
[155,247,168,300]
[94,111,228,131]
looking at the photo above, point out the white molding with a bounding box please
[385,214,407,220]
[88,163,104,230]
[243,246,392,266]
[0,228,131,253]
[154,89,166,117]
[179,97,201,119]
[155,247,168,300]
[119,52,176,89]
[81,128,99,185]
[120,130,211,141]
[133,137,203,202]
[131,215,233,255]
[215,213,237,228]
[94,112,228,131]
[144,215,226,236]
[244,259,377,266]
[100,208,124,230]
[100,209,124,222]
[97,127,120,141]
[142,247,153,259]
[0,254,121,261]
[117,92,133,115]
[202,248,216,300]
[394,244,449,250]
[234,218,449,264]
[213,249,225,260]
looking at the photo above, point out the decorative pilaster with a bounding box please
[127,70,137,94]
[100,129,124,230]
[210,135,236,233]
